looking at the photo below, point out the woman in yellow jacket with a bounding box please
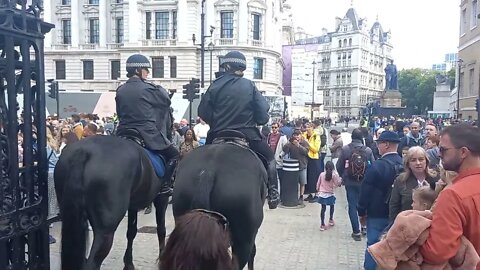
[302,123,321,202]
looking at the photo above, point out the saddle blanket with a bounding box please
[143,149,166,178]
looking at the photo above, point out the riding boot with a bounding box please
[159,159,177,197]
[266,160,280,209]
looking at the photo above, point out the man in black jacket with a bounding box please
[198,50,280,209]
[357,131,402,270]
[116,54,179,193]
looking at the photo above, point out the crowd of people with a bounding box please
[258,116,480,270]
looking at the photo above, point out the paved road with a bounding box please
[50,122,366,270]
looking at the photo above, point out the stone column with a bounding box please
[99,0,108,47]
[127,0,140,45]
[71,0,80,47]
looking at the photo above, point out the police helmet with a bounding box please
[126,54,151,74]
[220,51,247,71]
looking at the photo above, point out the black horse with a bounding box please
[172,137,267,269]
[54,135,170,270]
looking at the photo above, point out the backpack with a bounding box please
[319,127,327,148]
[347,144,368,181]
[382,158,404,204]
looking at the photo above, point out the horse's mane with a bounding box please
[159,211,237,270]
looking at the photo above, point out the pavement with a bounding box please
[50,122,366,270]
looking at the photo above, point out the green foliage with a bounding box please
[447,68,456,90]
[398,68,440,115]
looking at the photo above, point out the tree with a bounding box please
[398,68,437,115]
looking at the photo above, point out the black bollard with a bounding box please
[280,158,300,207]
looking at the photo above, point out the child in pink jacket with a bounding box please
[317,160,342,231]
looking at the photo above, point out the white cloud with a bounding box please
[289,0,459,69]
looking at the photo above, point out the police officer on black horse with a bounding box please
[115,54,179,193]
[198,50,280,209]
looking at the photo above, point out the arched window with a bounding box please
[343,39,347,46]
[338,40,342,48]
[349,38,352,46]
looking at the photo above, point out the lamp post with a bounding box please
[208,42,215,84]
[311,60,316,121]
[457,58,463,120]
[191,0,214,88]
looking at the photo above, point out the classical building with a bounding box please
[42,0,286,118]
[282,7,393,118]
[458,0,480,120]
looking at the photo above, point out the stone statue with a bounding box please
[435,74,450,85]
[384,60,398,90]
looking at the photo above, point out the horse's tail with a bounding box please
[60,148,89,270]
[191,170,216,210]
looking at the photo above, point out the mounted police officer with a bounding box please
[198,51,280,209]
[115,54,179,193]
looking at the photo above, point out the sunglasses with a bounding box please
[191,209,229,231]
[439,146,455,155]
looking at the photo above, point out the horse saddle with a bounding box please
[212,130,249,148]
[116,128,166,178]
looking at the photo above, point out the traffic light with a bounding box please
[476,98,479,112]
[47,79,57,99]
[182,82,191,100]
[190,78,200,100]
[181,78,201,102]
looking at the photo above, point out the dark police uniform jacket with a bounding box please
[116,77,172,151]
[198,72,270,141]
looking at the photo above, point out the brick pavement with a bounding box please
[50,187,365,270]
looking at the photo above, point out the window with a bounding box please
[349,38,352,46]
[469,68,475,95]
[461,8,467,35]
[111,60,120,80]
[146,12,152,39]
[115,18,124,43]
[253,58,264,80]
[338,40,342,48]
[221,11,234,38]
[155,12,169,39]
[472,0,478,29]
[55,60,66,80]
[172,11,177,39]
[61,0,71,5]
[169,56,177,78]
[252,13,261,40]
[89,18,99,44]
[62,19,71,44]
[83,60,94,80]
[88,0,98,4]
[152,57,164,78]
[218,56,225,72]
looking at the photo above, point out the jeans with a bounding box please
[345,185,361,234]
[319,152,327,173]
[364,217,389,270]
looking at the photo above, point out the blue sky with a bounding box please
[290,0,459,69]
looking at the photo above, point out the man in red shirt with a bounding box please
[420,124,480,269]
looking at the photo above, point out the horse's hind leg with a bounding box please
[123,209,138,270]
[247,244,256,270]
[85,231,114,270]
[153,194,170,257]
[233,238,256,270]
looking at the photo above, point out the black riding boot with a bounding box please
[159,159,177,196]
[266,160,280,209]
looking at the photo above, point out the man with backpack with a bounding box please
[357,131,403,270]
[336,129,375,241]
